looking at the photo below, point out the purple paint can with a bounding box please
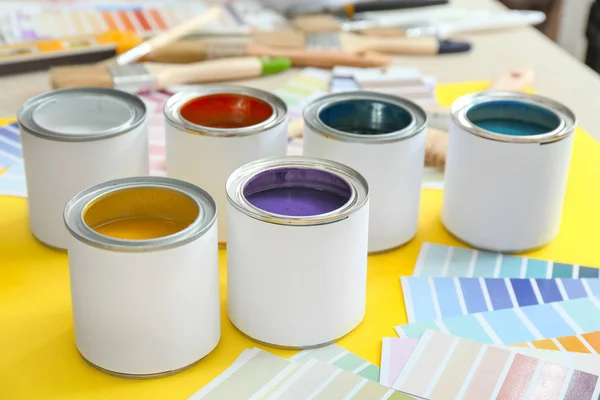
[225,156,370,347]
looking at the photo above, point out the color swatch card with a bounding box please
[402,276,600,323]
[413,242,600,278]
[521,331,600,354]
[381,336,600,390]
[266,358,411,400]
[190,347,404,400]
[393,330,600,400]
[0,121,26,197]
[395,296,600,345]
[379,338,419,388]
[289,343,380,382]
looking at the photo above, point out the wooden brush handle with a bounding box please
[146,40,209,63]
[342,33,438,55]
[147,57,263,89]
[246,43,391,68]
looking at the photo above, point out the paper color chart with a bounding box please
[190,347,405,400]
[395,296,600,345]
[413,242,600,278]
[380,336,600,391]
[521,331,600,354]
[402,276,600,322]
[0,121,26,197]
[289,343,380,382]
[392,331,600,400]
[379,338,419,388]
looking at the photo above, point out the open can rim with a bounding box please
[226,156,369,226]
[163,84,288,137]
[64,176,217,252]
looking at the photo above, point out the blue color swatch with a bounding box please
[395,297,600,344]
[413,243,600,279]
[401,276,599,322]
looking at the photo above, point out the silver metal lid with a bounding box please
[64,177,217,252]
[18,87,146,142]
[164,84,287,137]
[303,91,427,144]
[226,156,369,226]
[451,91,577,144]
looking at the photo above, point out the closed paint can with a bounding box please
[164,85,288,245]
[302,91,427,253]
[442,91,577,252]
[18,88,149,250]
[226,156,369,348]
[64,177,219,377]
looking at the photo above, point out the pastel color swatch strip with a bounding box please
[413,242,600,278]
[392,330,600,400]
[289,343,380,382]
[395,296,600,345]
[381,336,600,389]
[521,331,600,354]
[401,276,600,322]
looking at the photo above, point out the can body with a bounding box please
[64,177,220,377]
[226,157,370,348]
[164,85,288,244]
[302,91,426,252]
[18,88,148,250]
[442,91,577,252]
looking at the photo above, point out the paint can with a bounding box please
[18,88,149,250]
[164,85,288,245]
[302,91,427,253]
[442,91,577,252]
[226,156,370,348]
[64,176,219,377]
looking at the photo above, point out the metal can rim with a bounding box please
[64,177,217,252]
[450,91,577,144]
[226,156,369,226]
[163,85,288,137]
[302,91,428,144]
[17,87,147,142]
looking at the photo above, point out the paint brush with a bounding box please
[99,5,222,66]
[49,56,292,91]
[255,31,471,56]
[145,40,392,68]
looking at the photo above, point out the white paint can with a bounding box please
[164,85,288,245]
[302,91,427,253]
[18,88,149,250]
[64,177,220,377]
[226,156,370,348]
[442,91,577,252]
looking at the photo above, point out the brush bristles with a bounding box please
[49,65,114,89]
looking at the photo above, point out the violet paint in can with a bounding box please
[164,85,288,245]
[302,91,427,253]
[226,156,369,348]
[18,88,149,250]
[64,177,220,377]
[442,91,577,252]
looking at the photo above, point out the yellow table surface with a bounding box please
[2,82,600,399]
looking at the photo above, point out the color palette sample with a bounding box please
[402,276,600,322]
[413,242,600,278]
[289,343,380,382]
[0,121,26,197]
[395,296,600,345]
[0,1,288,44]
[393,330,600,400]
[380,336,600,389]
[379,338,419,388]
[266,359,410,400]
[190,347,402,400]
[521,331,600,354]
